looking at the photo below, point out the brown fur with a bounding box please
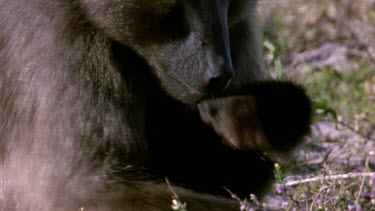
[0,0,311,210]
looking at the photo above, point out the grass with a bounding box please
[258,0,375,210]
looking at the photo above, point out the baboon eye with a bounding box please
[156,4,190,42]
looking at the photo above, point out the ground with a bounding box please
[254,0,375,210]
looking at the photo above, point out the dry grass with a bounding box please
[254,0,375,210]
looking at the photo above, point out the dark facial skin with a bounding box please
[0,0,311,210]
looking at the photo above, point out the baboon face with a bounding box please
[80,0,257,104]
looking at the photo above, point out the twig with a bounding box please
[166,178,187,211]
[278,172,375,187]
[355,157,371,206]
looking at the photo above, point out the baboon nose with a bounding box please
[206,65,234,94]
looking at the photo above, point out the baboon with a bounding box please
[0,0,311,210]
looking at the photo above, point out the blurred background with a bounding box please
[253,0,375,210]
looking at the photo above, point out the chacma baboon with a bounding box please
[0,0,311,210]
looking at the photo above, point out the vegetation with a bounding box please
[259,0,375,210]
